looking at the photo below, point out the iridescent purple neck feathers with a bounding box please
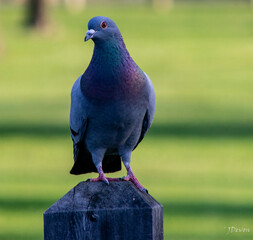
[81,34,146,102]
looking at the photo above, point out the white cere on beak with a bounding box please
[85,29,96,41]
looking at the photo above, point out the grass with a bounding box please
[0,2,253,240]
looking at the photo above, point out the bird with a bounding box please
[69,16,155,192]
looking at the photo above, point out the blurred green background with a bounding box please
[0,1,253,239]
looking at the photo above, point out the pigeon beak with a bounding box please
[85,29,96,41]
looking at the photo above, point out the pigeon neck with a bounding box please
[92,37,131,66]
[81,37,146,103]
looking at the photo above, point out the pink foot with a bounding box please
[89,176,121,184]
[106,177,122,182]
[122,174,147,192]
[89,174,109,185]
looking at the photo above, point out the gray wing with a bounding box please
[70,76,87,145]
[69,75,122,174]
[69,76,96,174]
[133,72,156,150]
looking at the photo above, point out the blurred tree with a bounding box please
[26,0,46,28]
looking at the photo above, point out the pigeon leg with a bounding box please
[89,165,109,185]
[121,152,146,192]
[89,150,109,185]
[89,166,121,183]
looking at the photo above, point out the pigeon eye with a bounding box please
[101,21,107,29]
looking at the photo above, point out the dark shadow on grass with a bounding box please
[0,197,55,212]
[0,124,70,137]
[0,122,253,138]
[0,233,42,240]
[149,122,253,138]
[162,201,253,217]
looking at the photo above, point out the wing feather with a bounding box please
[133,72,156,150]
[69,75,121,174]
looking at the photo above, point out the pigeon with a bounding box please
[69,16,155,192]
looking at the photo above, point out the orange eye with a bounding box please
[101,21,107,29]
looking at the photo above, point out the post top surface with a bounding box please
[44,181,162,214]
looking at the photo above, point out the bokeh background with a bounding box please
[0,0,253,239]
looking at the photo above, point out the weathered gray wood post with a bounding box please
[44,181,163,240]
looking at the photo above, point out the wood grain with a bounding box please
[44,181,163,240]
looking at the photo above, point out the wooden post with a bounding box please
[44,181,163,240]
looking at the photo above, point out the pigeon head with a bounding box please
[81,16,146,103]
[85,16,122,44]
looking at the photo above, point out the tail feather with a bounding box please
[70,143,121,175]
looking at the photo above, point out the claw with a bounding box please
[90,175,109,185]
[122,176,130,181]
[104,178,109,185]
[106,177,122,182]
[89,176,122,185]
[141,188,148,194]
[122,174,146,192]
